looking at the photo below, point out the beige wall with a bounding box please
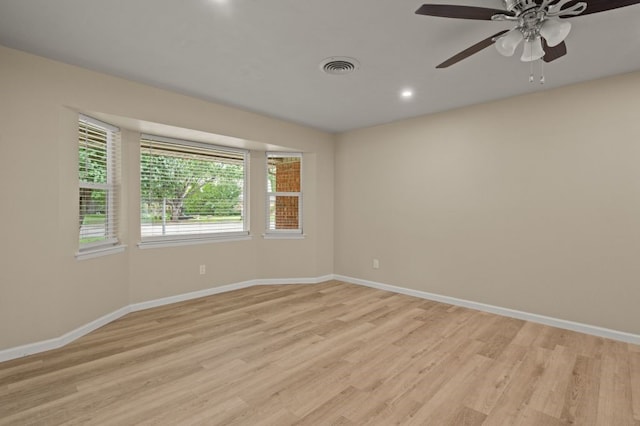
[2,42,640,352]
[335,72,640,335]
[0,46,334,350]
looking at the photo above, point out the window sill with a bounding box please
[138,234,252,249]
[262,233,306,240]
[76,244,127,261]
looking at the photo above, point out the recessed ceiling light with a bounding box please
[401,89,414,99]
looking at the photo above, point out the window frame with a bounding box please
[77,114,121,256]
[265,152,303,237]
[138,134,250,248]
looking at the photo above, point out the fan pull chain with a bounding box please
[529,60,534,83]
[528,60,545,85]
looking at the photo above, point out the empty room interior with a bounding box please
[1,0,640,424]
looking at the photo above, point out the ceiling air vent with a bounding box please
[320,57,360,75]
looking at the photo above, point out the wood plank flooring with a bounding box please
[1,280,639,425]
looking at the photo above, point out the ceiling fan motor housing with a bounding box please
[503,0,538,14]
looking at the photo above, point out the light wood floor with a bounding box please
[1,281,639,425]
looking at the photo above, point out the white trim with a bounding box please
[141,133,249,154]
[266,152,303,159]
[78,237,120,252]
[257,275,334,285]
[0,306,131,363]
[266,152,303,234]
[262,233,306,240]
[333,275,640,346]
[269,191,302,197]
[75,244,126,260]
[0,275,331,363]
[79,181,111,191]
[79,114,119,132]
[130,275,333,312]
[129,280,257,312]
[78,117,120,250]
[137,235,252,249]
[3,273,638,363]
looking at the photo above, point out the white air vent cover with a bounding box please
[320,57,360,75]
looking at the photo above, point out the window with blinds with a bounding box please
[140,135,248,242]
[78,115,120,250]
[266,153,302,234]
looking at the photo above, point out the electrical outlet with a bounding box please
[199,264,206,275]
[373,259,379,269]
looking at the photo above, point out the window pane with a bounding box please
[78,116,119,250]
[267,156,301,192]
[79,188,109,244]
[79,122,108,184]
[268,194,300,230]
[267,154,302,233]
[140,137,247,239]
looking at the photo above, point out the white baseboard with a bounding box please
[2,273,638,363]
[0,306,131,363]
[257,275,336,286]
[0,276,332,363]
[129,280,256,312]
[333,274,640,346]
[130,275,334,312]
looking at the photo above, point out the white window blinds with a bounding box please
[140,135,248,241]
[78,115,120,250]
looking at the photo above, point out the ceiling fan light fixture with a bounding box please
[521,37,545,62]
[495,28,524,57]
[539,18,571,47]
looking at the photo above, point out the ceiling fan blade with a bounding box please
[415,4,512,20]
[559,0,640,16]
[436,30,510,68]
[542,40,567,62]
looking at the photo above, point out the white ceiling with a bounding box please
[1,0,639,133]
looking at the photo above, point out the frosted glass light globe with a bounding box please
[521,37,545,62]
[540,18,572,47]
[495,29,524,57]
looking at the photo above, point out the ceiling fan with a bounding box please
[416,0,640,69]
